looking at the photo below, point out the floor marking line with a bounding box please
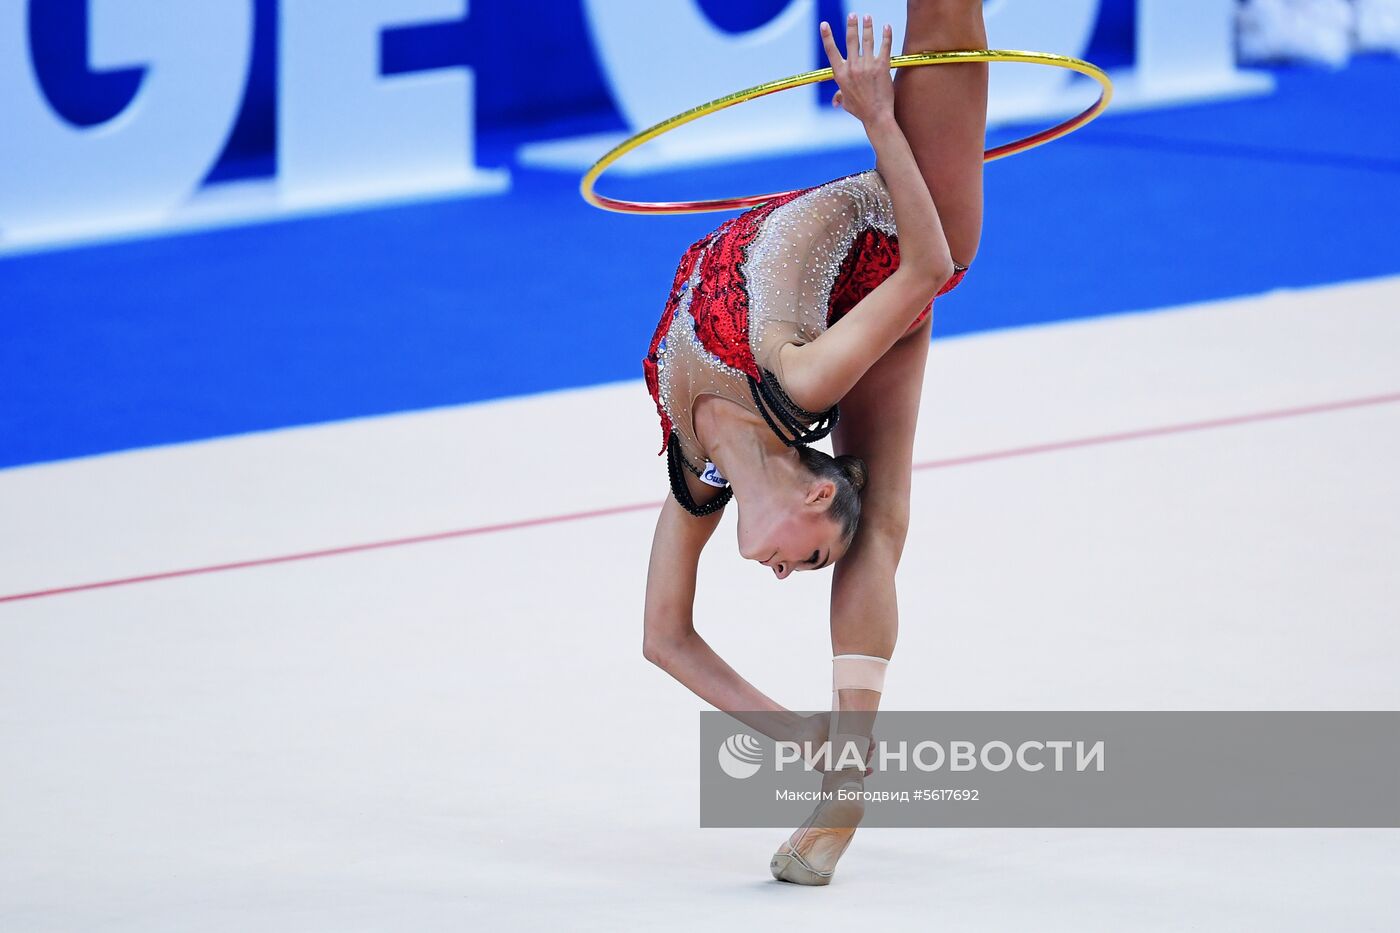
[911,391,1400,471]
[3,391,1398,606]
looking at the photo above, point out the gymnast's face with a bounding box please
[736,477,848,580]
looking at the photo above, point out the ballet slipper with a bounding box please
[770,772,866,885]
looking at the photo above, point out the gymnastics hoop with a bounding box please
[580,49,1113,216]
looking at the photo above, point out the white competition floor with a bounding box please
[3,277,1398,931]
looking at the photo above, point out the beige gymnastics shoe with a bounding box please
[770,790,865,885]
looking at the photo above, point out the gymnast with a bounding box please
[640,1,988,884]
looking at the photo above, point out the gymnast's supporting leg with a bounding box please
[769,312,936,884]
[895,0,989,267]
[769,309,937,883]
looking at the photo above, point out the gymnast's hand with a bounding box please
[821,13,894,127]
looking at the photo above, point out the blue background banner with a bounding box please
[26,0,1135,184]
[3,1,1397,469]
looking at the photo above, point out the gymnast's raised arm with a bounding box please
[778,16,956,413]
[642,496,815,742]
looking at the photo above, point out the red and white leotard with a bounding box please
[643,169,967,515]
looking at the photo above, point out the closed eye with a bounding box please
[804,550,820,566]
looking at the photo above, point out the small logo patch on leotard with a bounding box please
[699,460,729,487]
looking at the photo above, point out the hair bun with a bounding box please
[834,454,868,494]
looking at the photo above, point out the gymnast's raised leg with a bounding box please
[895,0,988,267]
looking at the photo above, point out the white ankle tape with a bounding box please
[832,654,888,694]
[829,656,886,770]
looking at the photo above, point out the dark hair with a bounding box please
[795,446,867,546]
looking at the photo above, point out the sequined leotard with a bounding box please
[643,169,967,516]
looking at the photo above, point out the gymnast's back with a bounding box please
[642,170,913,511]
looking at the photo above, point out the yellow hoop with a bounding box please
[581,49,1113,215]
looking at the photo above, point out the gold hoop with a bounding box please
[581,49,1113,215]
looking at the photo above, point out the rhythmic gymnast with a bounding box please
[641,1,988,884]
